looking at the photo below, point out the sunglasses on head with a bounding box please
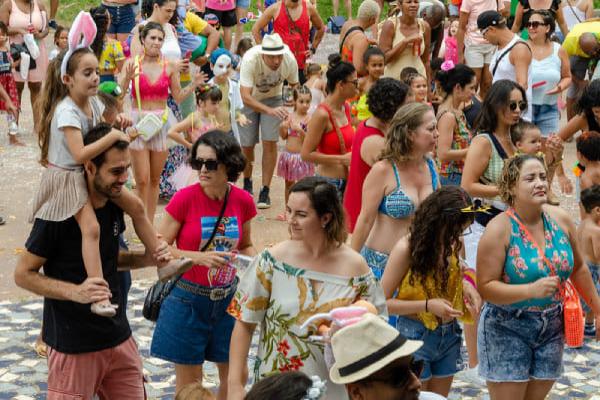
[509,100,528,112]
[190,158,219,171]
[526,21,547,29]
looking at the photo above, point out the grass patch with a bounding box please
[54,0,386,31]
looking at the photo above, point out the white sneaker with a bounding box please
[458,366,486,386]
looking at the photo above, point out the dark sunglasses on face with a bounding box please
[509,100,528,112]
[190,158,219,171]
[526,21,547,29]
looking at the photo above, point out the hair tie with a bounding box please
[60,11,97,79]
[441,60,455,72]
[302,376,327,400]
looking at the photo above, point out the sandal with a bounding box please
[157,257,194,282]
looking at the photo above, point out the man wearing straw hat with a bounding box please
[238,33,299,209]
[329,313,430,400]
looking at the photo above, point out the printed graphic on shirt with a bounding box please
[255,70,283,93]
[200,216,240,286]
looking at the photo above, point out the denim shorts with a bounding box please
[150,279,236,365]
[532,104,559,137]
[478,302,564,382]
[315,175,346,200]
[105,4,136,34]
[396,316,463,380]
[583,262,600,313]
[440,172,462,186]
[236,0,250,8]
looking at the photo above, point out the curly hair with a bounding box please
[498,154,546,206]
[380,102,433,162]
[290,177,348,246]
[189,130,246,182]
[408,186,475,297]
[366,78,410,122]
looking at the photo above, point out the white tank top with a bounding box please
[490,35,533,122]
[561,2,586,31]
[161,23,181,61]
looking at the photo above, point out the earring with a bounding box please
[322,223,327,228]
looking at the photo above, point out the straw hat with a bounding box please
[260,33,288,55]
[329,313,423,385]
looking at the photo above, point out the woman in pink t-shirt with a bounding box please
[150,130,257,395]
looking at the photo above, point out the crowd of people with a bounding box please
[6,0,600,398]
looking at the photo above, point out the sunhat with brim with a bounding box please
[329,313,423,385]
[260,33,288,56]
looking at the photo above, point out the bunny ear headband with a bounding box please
[60,11,97,79]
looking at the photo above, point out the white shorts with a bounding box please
[464,43,496,69]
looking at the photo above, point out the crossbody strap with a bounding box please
[492,41,531,76]
[566,0,583,23]
[202,185,230,252]
[318,102,347,154]
[339,25,364,53]
[134,55,142,114]
[505,208,565,297]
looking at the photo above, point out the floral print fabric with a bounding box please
[504,211,573,310]
[228,249,387,399]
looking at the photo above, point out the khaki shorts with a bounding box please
[238,96,283,146]
[464,43,497,69]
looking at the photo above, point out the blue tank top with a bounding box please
[504,210,573,309]
[378,158,439,219]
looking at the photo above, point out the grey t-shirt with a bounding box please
[47,96,105,169]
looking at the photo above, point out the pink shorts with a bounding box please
[47,336,145,399]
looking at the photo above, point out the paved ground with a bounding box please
[0,32,594,399]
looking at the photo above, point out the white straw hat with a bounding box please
[329,313,423,384]
[260,33,288,55]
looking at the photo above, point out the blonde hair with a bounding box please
[358,0,380,20]
[175,383,215,400]
[498,154,546,206]
[380,102,433,162]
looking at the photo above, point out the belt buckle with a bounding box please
[210,287,226,301]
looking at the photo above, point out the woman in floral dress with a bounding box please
[227,177,387,400]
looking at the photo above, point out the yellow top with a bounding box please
[562,21,600,58]
[395,253,472,330]
[184,11,208,35]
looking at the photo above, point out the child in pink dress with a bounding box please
[168,85,222,191]
[444,20,459,65]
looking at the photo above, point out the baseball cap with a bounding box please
[477,10,505,31]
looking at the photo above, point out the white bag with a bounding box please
[135,113,164,141]
[23,33,40,60]
[19,52,30,80]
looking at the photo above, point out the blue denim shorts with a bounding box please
[396,316,463,380]
[236,0,250,9]
[360,246,389,280]
[150,279,236,365]
[316,175,346,200]
[583,262,600,313]
[440,172,462,187]
[478,302,564,382]
[532,104,559,137]
[105,4,136,34]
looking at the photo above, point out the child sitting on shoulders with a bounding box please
[578,185,600,337]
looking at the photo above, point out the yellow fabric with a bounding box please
[562,21,600,58]
[99,38,125,74]
[395,254,472,330]
[356,93,372,121]
[383,17,427,80]
[184,11,208,35]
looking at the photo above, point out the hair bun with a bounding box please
[327,53,342,69]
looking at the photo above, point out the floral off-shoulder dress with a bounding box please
[228,249,387,400]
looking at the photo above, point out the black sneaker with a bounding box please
[48,19,58,30]
[257,186,271,209]
[243,178,253,195]
[585,323,596,337]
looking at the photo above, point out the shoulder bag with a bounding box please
[133,55,169,141]
[142,185,231,322]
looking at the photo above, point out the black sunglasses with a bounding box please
[526,21,547,29]
[509,100,528,112]
[190,158,219,171]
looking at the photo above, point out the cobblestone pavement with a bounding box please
[0,32,595,399]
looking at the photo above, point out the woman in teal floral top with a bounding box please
[227,177,387,400]
[477,154,600,399]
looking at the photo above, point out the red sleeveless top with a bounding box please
[273,0,310,69]
[344,121,385,232]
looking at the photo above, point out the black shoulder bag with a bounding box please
[142,185,230,322]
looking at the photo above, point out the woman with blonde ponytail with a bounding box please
[351,102,440,281]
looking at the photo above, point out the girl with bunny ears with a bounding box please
[33,11,194,318]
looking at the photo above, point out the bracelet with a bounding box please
[425,299,428,312]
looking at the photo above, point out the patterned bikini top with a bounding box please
[378,158,439,219]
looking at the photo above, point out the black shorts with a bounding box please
[205,8,237,27]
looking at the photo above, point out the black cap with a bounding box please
[477,10,505,30]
